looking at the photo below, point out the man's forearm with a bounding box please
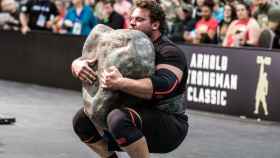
[119,78,153,99]
[19,13,28,27]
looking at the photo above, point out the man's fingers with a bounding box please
[85,65,97,76]
[79,73,93,85]
[82,69,97,81]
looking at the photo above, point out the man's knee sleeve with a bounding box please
[72,108,102,144]
[107,108,143,147]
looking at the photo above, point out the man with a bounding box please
[71,0,189,158]
[253,0,276,28]
[19,0,58,34]
[188,1,218,44]
[258,7,280,49]
[99,0,124,29]
[0,0,20,31]
[168,3,196,42]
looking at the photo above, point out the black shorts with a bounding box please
[105,105,189,153]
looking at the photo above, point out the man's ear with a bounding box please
[152,21,160,31]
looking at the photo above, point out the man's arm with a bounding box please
[101,64,183,99]
[71,57,97,84]
[19,13,30,34]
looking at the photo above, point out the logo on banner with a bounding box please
[254,56,271,116]
[186,53,238,106]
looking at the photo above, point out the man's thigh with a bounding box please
[131,106,189,153]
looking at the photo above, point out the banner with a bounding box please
[180,44,280,121]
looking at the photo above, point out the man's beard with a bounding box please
[129,26,153,38]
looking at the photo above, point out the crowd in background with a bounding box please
[0,0,280,49]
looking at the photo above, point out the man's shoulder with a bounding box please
[156,36,177,49]
[156,36,185,56]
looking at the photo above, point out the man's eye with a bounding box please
[136,17,145,22]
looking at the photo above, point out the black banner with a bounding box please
[0,30,85,90]
[180,44,280,122]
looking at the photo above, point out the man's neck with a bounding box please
[151,31,161,42]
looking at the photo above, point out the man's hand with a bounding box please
[100,66,124,90]
[21,25,30,34]
[71,58,97,84]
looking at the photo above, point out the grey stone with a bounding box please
[81,24,155,128]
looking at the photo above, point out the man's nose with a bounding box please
[130,18,136,27]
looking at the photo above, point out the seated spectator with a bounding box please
[212,0,224,23]
[217,3,236,44]
[99,0,124,29]
[114,0,131,16]
[258,7,280,49]
[187,1,219,44]
[93,0,104,20]
[223,2,260,47]
[19,0,59,34]
[160,0,183,33]
[113,0,132,28]
[192,0,205,21]
[253,0,276,29]
[0,0,20,31]
[168,3,196,42]
[226,0,243,7]
[63,0,98,36]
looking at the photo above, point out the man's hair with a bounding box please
[202,0,215,12]
[102,0,115,6]
[134,0,167,34]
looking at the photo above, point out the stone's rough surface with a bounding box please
[81,24,155,128]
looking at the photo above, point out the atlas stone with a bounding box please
[81,24,155,128]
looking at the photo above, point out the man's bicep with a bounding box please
[156,64,183,82]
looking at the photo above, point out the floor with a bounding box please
[0,80,280,158]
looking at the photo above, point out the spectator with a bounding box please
[253,0,276,28]
[99,0,124,29]
[19,0,59,34]
[63,0,98,36]
[226,0,243,6]
[52,0,67,34]
[217,3,236,44]
[187,1,219,44]
[168,3,196,42]
[114,0,131,16]
[85,0,95,6]
[258,7,280,49]
[160,0,183,33]
[113,0,132,28]
[212,0,224,23]
[0,0,20,31]
[223,2,260,47]
[192,0,205,20]
[93,0,104,20]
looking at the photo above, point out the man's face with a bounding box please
[103,3,113,14]
[129,8,154,37]
[201,6,211,20]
